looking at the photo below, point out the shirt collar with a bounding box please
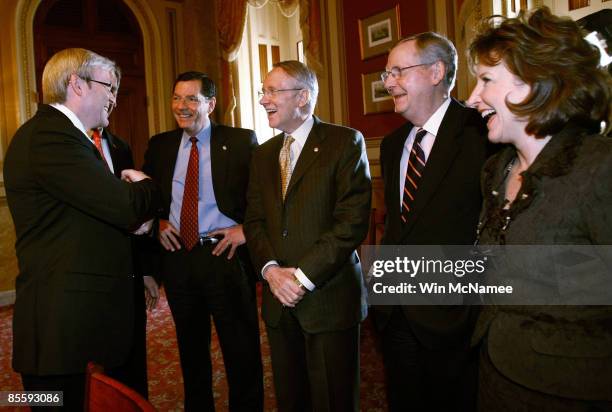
[286,115,314,147]
[50,103,88,138]
[181,123,211,147]
[421,97,451,137]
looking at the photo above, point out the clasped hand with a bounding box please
[265,266,305,307]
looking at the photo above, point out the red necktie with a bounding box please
[92,129,109,168]
[401,128,427,224]
[180,137,199,251]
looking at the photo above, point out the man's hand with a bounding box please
[132,219,153,235]
[209,224,245,259]
[121,169,151,182]
[264,266,305,307]
[158,219,182,251]
[143,276,159,311]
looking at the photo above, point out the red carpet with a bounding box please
[0,285,388,411]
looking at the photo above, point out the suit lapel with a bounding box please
[160,130,183,206]
[103,130,121,178]
[285,116,325,199]
[210,123,229,196]
[402,99,464,235]
[387,123,413,222]
[266,133,285,205]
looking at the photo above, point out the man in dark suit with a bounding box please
[244,60,371,411]
[376,33,489,411]
[141,71,262,411]
[92,122,160,399]
[4,48,158,410]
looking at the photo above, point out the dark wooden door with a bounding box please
[34,0,149,168]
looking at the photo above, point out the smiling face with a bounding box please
[466,61,531,144]
[383,40,442,125]
[259,67,308,134]
[81,67,117,130]
[172,80,215,136]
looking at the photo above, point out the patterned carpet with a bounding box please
[0,284,388,411]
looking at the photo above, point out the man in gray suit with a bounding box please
[244,60,371,411]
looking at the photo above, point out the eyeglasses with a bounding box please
[257,88,304,99]
[380,62,436,82]
[172,95,205,106]
[85,78,119,96]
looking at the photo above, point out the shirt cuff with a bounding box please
[295,268,315,291]
[261,260,279,280]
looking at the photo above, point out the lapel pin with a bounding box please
[222,145,227,151]
[314,147,319,152]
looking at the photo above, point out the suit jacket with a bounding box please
[141,123,258,279]
[473,124,612,400]
[104,129,150,279]
[376,98,489,349]
[244,116,372,333]
[4,105,158,375]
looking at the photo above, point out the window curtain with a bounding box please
[218,0,323,125]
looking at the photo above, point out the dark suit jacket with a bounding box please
[244,116,372,333]
[141,123,258,279]
[376,98,489,349]
[4,105,158,375]
[473,124,612,400]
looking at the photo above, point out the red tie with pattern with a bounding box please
[92,129,109,169]
[180,136,199,251]
[401,128,427,224]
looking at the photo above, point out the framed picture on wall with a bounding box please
[362,71,394,115]
[358,5,401,60]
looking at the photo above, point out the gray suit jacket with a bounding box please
[244,116,372,333]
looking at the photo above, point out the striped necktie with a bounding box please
[401,128,427,223]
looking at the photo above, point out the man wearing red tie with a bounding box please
[141,72,262,411]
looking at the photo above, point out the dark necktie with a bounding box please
[180,136,199,251]
[92,129,109,169]
[401,128,427,224]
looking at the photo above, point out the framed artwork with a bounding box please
[362,71,394,115]
[358,5,401,60]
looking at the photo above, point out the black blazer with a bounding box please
[375,99,490,349]
[4,105,158,375]
[141,123,258,277]
[244,116,372,333]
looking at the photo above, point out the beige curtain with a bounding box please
[300,0,323,74]
[217,0,248,126]
[218,0,323,124]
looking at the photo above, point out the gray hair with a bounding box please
[42,48,120,104]
[397,32,457,91]
[272,60,319,114]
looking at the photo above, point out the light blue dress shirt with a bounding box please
[169,125,237,235]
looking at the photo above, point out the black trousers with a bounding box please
[106,275,148,398]
[382,307,478,412]
[162,244,263,412]
[266,309,360,412]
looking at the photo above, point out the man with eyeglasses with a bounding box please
[4,48,159,409]
[244,60,371,411]
[86,67,160,400]
[140,71,263,411]
[374,33,490,412]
